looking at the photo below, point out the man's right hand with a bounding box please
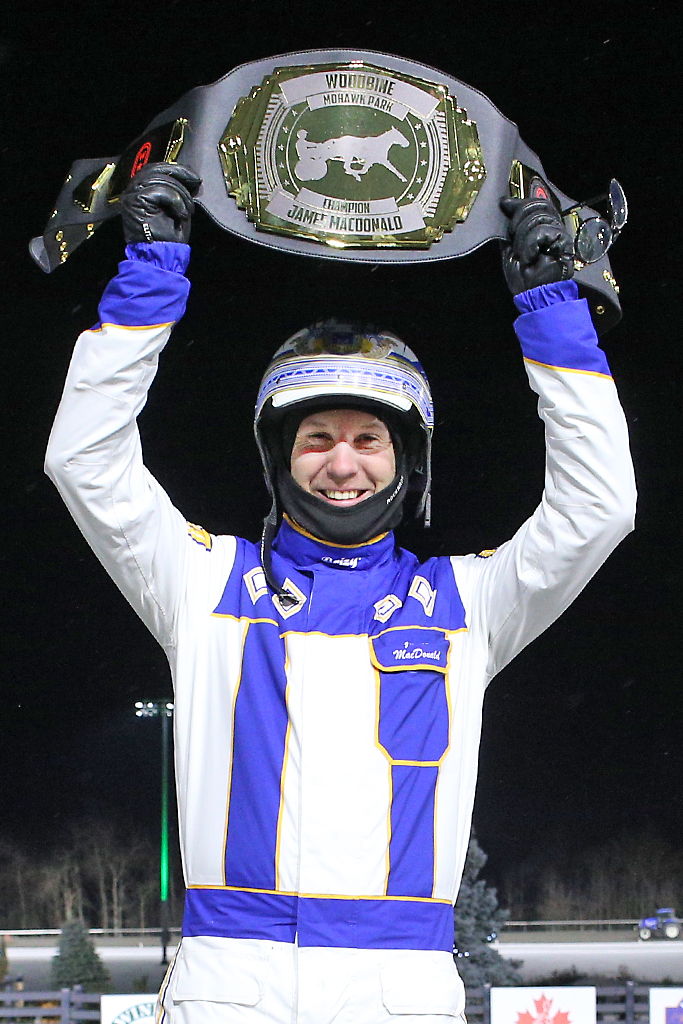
[120,162,201,244]
[500,195,574,295]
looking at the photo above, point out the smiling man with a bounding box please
[45,163,636,1024]
[290,410,396,507]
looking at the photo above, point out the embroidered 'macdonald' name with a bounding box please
[392,641,443,662]
[371,627,450,673]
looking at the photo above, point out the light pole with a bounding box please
[134,698,174,964]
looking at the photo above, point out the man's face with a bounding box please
[290,409,395,508]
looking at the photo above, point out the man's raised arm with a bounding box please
[451,194,637,680]
[45,164,202,648]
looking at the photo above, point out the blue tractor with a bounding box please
[638,907,681,940]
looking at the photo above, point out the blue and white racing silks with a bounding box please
[45,244,636,1023]
[181,519,468,954]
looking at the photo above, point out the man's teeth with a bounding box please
[323,490,363,500]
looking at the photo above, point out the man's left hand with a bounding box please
[120,162,201,244]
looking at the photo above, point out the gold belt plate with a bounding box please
[219,62,486,250]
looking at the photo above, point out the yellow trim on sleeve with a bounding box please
[89,321,176,332]
[523,356,613,380]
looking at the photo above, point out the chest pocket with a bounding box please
[370,626,451,764]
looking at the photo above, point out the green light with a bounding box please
[160,710,170,903]
[134,697,174,963]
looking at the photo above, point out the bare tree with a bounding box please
[502,830,683,920]
[0,841,36,928]
[72,819,160,930]
[38,852,85,924]
[0,818,178,930]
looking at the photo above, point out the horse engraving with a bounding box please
[294,128,410,183]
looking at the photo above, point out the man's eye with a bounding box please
[355,435,386,451]
[296,433,332,451]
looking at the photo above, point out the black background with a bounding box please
[3,1,680,892]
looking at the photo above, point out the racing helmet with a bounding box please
[255,319,434,526]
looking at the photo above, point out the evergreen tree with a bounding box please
[454,835,521,987]
[50,920,110,991]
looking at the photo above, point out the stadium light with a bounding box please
[134,699,174,964]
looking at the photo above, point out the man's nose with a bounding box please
[326,441,359,479]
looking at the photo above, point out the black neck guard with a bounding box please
[276,463,408,545]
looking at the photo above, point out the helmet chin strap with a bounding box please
[259,500,300,609]
[275,461,408,546]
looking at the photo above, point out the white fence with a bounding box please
[0,983,663,1024]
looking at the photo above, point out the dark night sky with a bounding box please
[3,2,681,893]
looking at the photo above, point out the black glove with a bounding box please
[500,196,574,295]
[120,162,201,244]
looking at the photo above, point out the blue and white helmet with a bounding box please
[255,320,434,524]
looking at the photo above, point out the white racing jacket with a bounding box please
[45,243,636,1023]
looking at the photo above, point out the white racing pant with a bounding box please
[157,936,467,1024]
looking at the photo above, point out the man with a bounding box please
[45,163,636,1023]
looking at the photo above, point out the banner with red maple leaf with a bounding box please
[490,986,596,1024]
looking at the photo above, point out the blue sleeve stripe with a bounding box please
[513,280,579,312]
[124,241,191,273]
[92,256,191,330]
[514,294,612,377]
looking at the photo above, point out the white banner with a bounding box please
[650,988,683,1023]
[490,986,596,1024]
[100,994,157,1024]
[306,93,409,120]
[280,71,438,119]
[266,189,425,235]
[297,189,399,215]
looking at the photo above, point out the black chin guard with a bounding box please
[276,464,409,546]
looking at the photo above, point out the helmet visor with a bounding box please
[257,352,434,428]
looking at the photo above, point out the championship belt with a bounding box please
[29,49,622,331]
